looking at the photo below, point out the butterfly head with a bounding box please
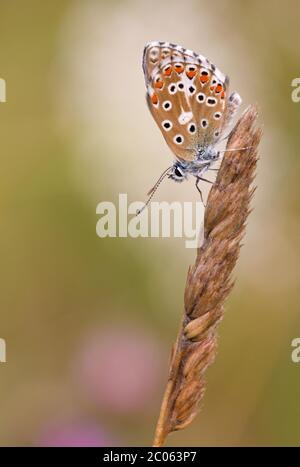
[168,162,187,182]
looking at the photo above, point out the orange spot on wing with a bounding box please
[174,64,184,74]
[215,84,223,93]
[186,69,197,79]
[163,66,172,77]
[221,91,225,99]
[154,79,164,89]
[210,85,215,91]
[151,93,158,105]
[200,75,209,83]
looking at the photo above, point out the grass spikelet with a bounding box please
[153,105,262,447]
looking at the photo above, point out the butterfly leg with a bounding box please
[198,177,213,184]
[195,177,204,205]
[195,175,215,206]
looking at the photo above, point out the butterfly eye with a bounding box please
[201,119,209,128]
[162,120,173,131]
[174,167,183,178]
[196,93,205,103]
[168,83,177,95]
[214,112,222,120]
[163,100,172,111]
[173,134,184,145]
[188,123,196,134]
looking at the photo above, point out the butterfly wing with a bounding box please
[143,41,241,162]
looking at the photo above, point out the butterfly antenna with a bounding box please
[219,146,253,153]
[136,166,173,216]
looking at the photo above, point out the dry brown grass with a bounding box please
[153,105,262,447]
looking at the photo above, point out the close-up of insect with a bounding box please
[138,41,243,212]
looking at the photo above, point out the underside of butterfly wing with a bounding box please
[143,41,241,162]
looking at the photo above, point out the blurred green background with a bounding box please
[0,0,300,447]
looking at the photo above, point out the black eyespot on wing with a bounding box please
[188,123,196,134]
[163,101,171,110]
[162,119,172,131]
[196,93,205,102]
[207,97,217,106]
[174,134,184,145]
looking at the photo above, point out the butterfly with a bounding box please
[139,41,242,212]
